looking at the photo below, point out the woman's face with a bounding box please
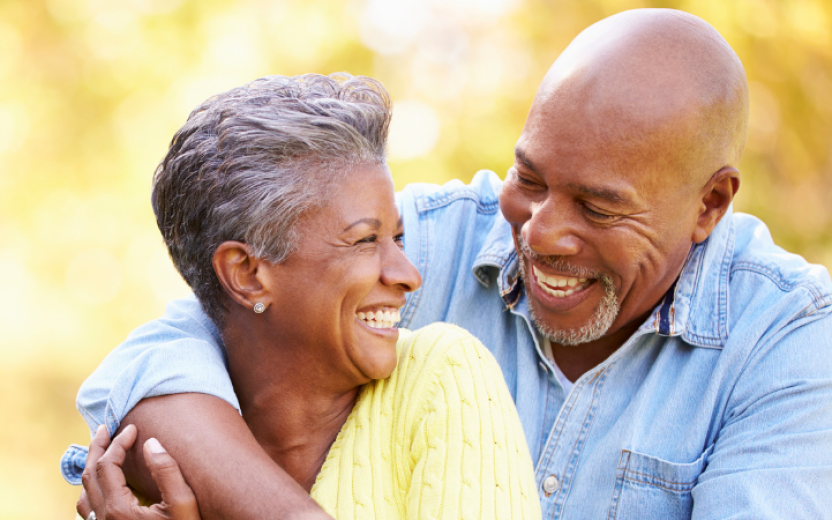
[261,163,421,388]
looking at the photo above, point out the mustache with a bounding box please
[515,234,607,280]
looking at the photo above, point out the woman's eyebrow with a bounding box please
[342,218,381,232]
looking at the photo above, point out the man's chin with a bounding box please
[527,282,620,347]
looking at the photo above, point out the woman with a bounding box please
[75,74,540,520]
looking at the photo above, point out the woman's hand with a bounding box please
[77,424,201,520]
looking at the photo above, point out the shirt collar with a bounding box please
[660,206,735,348]
[471,212,524,307]
[471,206,736,348]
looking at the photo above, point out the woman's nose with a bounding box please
[381,242,422,292]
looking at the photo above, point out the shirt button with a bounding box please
[542,475,559,496]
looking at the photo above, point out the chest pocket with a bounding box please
[607,445,714,520]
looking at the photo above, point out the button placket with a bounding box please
[542,474,560,496]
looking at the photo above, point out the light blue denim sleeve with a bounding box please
[692,310,832,519]
[76,295,240,438]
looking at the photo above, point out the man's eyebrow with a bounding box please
[514,147,536,171]
[567,183,632,205]
[342,218,381,232]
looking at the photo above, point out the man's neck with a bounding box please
[551,316,645,382]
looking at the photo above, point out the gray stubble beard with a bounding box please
[515,234,620,347]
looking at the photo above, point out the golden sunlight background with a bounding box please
[1,0,830,517]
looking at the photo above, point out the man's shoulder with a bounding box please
[398,170,503,215]
[730,213,832,315]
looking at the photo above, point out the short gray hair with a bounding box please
[151,73,392,326]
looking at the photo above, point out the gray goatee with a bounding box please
[515,234,620,346]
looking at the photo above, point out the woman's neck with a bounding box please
[221,317,359,492]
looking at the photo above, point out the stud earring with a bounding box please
[253,302,266,314]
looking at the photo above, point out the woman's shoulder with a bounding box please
[387,323,503,403]
[396,322,496,370]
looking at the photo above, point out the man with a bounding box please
[65,8,832,519]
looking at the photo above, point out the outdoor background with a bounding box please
[1,0,830,517]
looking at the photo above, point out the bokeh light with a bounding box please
[2,0,831,518]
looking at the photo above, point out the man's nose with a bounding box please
[524,199,582,257]
[381,242,422,293]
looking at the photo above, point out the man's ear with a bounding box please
[213,241,272,311]
[692,167,740,244]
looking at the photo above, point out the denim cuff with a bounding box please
[61,444,89,485]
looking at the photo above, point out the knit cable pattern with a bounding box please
[311,322,541,520]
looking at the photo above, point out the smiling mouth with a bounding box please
[356,307,402,329]
[532,265,593,298]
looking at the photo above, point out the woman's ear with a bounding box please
[213,241,271,311]
[691,167,740,244]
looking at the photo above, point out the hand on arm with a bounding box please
[78,423,200,520]
[85,394,333,520]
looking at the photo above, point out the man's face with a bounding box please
[499,95,704,346]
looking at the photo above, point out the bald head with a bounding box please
[503,9,748,352]
[532,9,749,185]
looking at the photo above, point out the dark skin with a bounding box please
[81,163,420,520]
[214,163,417,491]
[80,8,749,520]
[500,9,745,380]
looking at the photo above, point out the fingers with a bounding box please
[81,425,110,517]
[96,424,142,513]
[143,438,201,520]
[76,489,92,519]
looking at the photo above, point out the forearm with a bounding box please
[119,393,332,520]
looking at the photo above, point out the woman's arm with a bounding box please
[67,297,332,519]
[116,394,332,520]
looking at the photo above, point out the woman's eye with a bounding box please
[394,233,405,247]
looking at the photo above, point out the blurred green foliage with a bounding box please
[1,0,830,518]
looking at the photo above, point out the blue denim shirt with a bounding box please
[64,171,832,519]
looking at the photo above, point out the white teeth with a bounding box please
[533,265,591,297]
[356,308,403,328]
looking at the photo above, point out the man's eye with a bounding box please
[510,168,544,190]
[356,234,377,244]
[584,205,618,222]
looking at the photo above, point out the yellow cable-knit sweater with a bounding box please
[310,323,541,520]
